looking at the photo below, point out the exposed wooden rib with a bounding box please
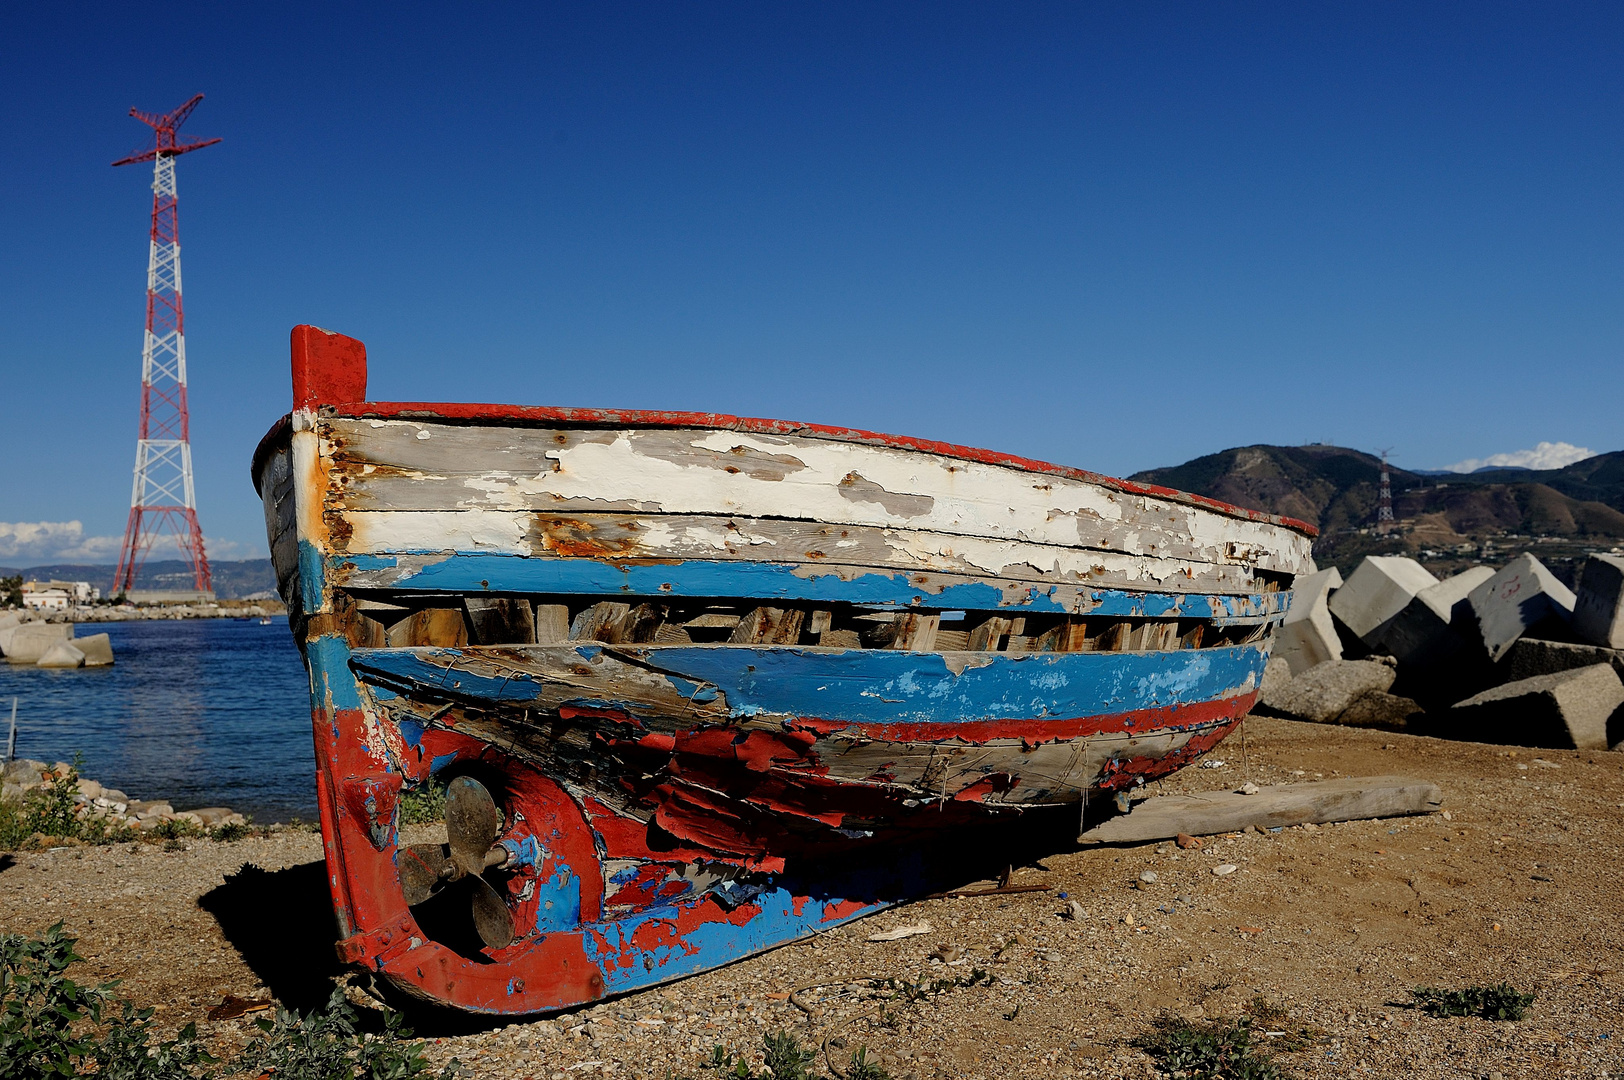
[534,604,571,645]
[729,607,805,645]
[465,597,535,645]
[570,602,630,642]
[386,607,467,648]
[684,613,742,630]
[967,617,1011,652]
[889,613,941,651]
[1096,621,1131,652]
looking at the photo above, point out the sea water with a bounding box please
[0,617,317,822]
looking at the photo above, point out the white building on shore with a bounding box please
[21,580,99,611]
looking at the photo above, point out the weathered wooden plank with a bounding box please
[1079,776,1444,844]
[321,418,1313,574]
[329,508,1270,596]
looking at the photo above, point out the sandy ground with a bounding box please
[3,715,1622,1079]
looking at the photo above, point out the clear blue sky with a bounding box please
[3,3,1621,565]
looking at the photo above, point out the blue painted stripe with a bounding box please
[351,642,1267,726]
[340,552,1288,620]
[582,890,885,992]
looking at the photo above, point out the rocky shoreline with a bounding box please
[1,757,247,833]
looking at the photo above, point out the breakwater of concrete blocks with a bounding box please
[1262,551,1624,751]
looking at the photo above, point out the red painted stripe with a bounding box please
[790,690,1257,745]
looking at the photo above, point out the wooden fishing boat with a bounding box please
[253,325,1315,1015]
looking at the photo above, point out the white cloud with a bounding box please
[0,522,123,564]
[202,537,264,560]
[1445,441,1595,473]
[0,522,264,566]
[0,521,171,565]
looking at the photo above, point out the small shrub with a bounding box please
[398,780,448,825]
[146,817,203,842]
[845,1046,892,1079]
[0,921,114,1076]
[760,1030,817,1080]
[0,924,461,1080]
[1134,1015,1287,1080]
[208,820,252,843]
[701,1031,874,1080]
[0,761,138,851]
[1411,984,1535,1021]
[236,987,464,1080]
[84,1002,217,1080]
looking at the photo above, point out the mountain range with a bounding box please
[1130,445,1624,577]
[0,559,277,601]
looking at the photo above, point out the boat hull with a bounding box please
[255,325,1315,1014]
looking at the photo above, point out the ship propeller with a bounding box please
[397,776,517,950]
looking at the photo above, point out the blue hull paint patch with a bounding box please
[352,643,1267,726]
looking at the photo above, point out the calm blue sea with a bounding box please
[0,617,318,823]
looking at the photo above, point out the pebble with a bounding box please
[1213,864,1239,877]
[1175,833,1201,849]
[1061,900,1087,921]
[1238,782,1261,795]
[1139,870,1159,884]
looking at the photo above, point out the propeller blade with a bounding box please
[398,843,449,906]
[446,776,504,876]
[470,874,516,950]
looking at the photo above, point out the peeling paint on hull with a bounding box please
[254,325,1316,1015]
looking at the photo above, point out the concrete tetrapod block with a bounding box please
[1275,567,1344,675]
[1449,663,1624,750]
[74,633,114,667]
[1467,553,1576,663]
[1381,566,1496,668]
[0,612,22,633]
[35,641,86,669]
[1328,556,1439,647]
[1504,637,1624,683]
[1573,553,1624,649]
[1258,657,1416,727]
[3,623,73,664]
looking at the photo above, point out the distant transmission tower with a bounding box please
[111,95,220,598]
[1375,448,1395,534]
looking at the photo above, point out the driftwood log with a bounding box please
[1080,775,1443,844]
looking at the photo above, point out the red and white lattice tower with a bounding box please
[1375,448,1396,534]
[111,95,220,597]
